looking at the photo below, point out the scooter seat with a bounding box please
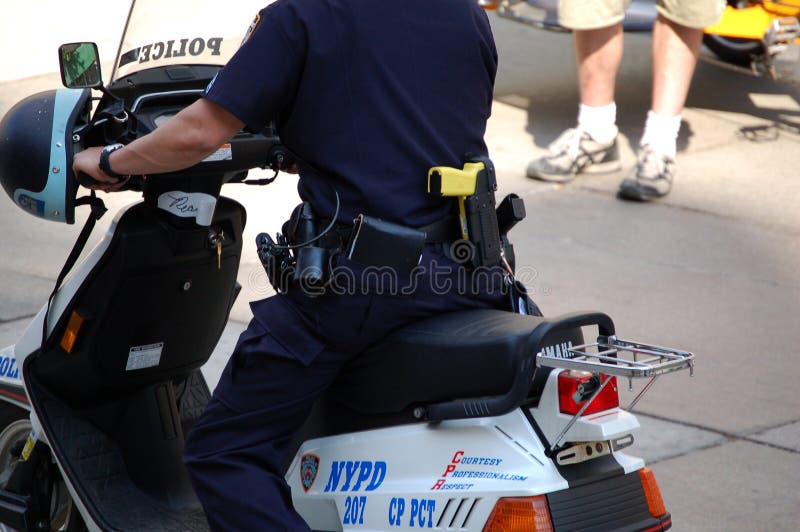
[329,308,583,415]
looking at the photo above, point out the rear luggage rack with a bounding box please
[536,335,694,380]
[537,335,694,453]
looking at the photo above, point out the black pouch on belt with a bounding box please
[346,215,426,274]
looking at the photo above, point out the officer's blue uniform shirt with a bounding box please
[204,0,498,227]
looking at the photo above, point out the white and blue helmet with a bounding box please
[0,88,92,224]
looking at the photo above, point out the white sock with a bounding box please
[577,103,618,144]
[640,110,681,158]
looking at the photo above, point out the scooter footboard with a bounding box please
[23,371,211,532]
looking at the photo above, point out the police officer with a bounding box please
[73,0,508,529]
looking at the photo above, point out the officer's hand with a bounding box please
[72,147,130,192]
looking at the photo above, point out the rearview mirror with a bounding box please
[59,42,103,89]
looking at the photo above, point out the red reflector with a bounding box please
[558,371,619,416]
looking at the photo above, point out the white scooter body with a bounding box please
[289,412,641,531]
[286,373,644,531]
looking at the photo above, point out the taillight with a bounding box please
[483,496,554,532]
[638,467,667,518]
[558,371,619,415]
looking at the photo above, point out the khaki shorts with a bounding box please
[559,0,724,30]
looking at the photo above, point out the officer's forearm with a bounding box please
[107,98,244,175]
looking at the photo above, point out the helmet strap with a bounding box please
[41,192,108,351]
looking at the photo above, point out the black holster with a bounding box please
[256,202,331,294]
[284,202,330,288]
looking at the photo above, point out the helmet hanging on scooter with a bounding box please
[0,88,92,224]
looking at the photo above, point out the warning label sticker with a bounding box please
[203,143,233,162]
[126,342,164,371]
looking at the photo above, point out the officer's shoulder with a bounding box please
[262,0,323,23]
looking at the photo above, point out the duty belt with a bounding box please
[256,209,465,295]
[320,214,462,247]
[419,215,463,243]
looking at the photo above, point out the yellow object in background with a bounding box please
[705,3,800,41]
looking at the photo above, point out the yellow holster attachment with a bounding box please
[427,162,483,197]
[428,162,487,241]
[426,158,502,268]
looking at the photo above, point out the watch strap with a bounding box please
[99,144,126,180]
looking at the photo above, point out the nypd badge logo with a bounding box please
[300,453,320,492]
[242,12,262,45]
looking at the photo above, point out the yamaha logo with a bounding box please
[543,341,575,359]
[300,453,320,492]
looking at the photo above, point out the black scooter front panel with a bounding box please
[33,197,245,405]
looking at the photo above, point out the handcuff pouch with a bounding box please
[346,214,426,274]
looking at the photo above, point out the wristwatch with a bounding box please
[99,143,126,180]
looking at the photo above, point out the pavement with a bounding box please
[1,5,799,531]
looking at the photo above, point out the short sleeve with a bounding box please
[203,1,307,132]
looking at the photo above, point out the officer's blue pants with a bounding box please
[183,249,508,530]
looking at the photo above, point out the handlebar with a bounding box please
[77,87,290,185]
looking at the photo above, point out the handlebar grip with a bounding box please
[77,171,141,191]
[76,172,106,188]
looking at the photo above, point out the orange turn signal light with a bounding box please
[483,495,554,532]
[59,311,85,353]
[639,467,667,518]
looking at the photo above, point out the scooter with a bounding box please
[0,2,694,530]
[703,0,800,80]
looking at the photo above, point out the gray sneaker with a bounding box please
[526,128,621,183]
[617,145,675,201]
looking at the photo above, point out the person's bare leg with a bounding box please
[574,23,624,107]
[650,14,703,116]
[574,24,624,144]
[526,23,624,181]
[618,15,704,201]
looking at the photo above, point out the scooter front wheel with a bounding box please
[0,405,84,532]
[0,405,31,532]
[0,405,29,481]
[703,33,764,66]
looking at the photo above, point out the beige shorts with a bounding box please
[559,0,724,30]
